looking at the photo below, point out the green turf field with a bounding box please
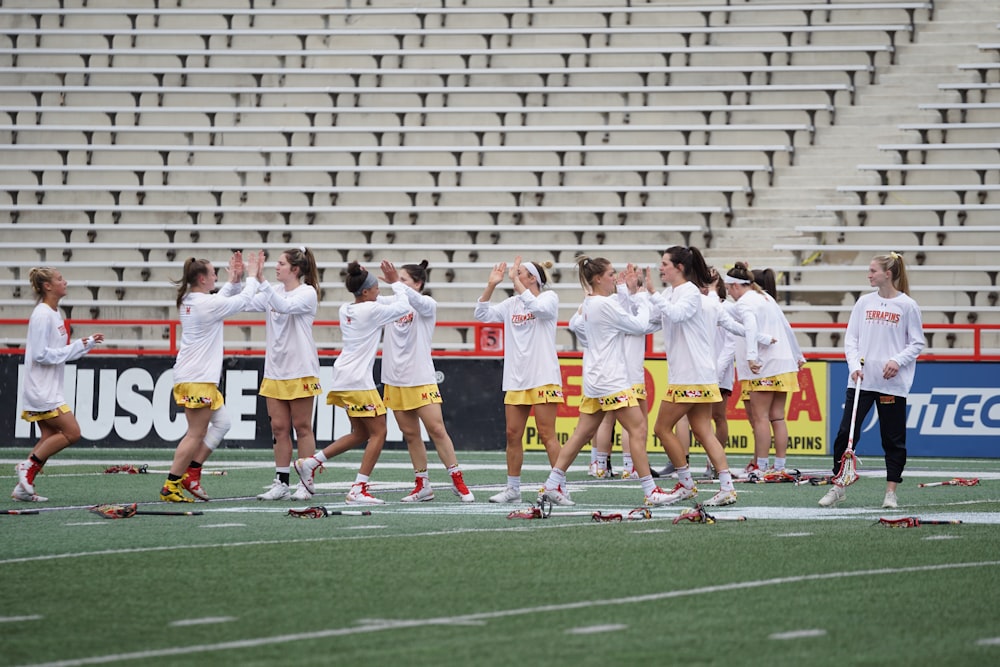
[1,447,998,667]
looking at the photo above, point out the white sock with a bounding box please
[677,465,694,488]
[718,470,734,492]
[315,451,329,463]
[757,457,769,470]
[640,474,656,496]
[774,457,786,471]
[353,473,369,485]
[545,468,566,491]
[507,475,520,491]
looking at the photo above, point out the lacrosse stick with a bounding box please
[89,503,204,519]
[287,506,373,518]
[877,516,963,528]
[2,509,40,515]
[103,464,227,476]
[831,362,864,487]
[672,503,747,524]
[917,477,980,488]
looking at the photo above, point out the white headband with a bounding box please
[523,262,544,286]
[722,274,751,285]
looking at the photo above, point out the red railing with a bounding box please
[2,318,999,361]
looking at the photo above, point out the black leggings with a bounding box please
[830,388,907,483]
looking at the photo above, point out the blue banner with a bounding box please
[828,362,1000,458]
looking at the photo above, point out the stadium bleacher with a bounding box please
[1,0,998,357]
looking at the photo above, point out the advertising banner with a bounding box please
[525,359,828,456]
[827,361,1000,458]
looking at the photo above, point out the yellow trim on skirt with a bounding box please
[383,384,443,411]
[663,384,722,404]
[260,377,322,400]
[579,388,639,415]
[744,371,800,394]
[173,383,224,410]
[504,384,565,406]
[326,389,386,417]
[21,404,71,422]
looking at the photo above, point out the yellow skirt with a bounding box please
[384,384,443,411]
[579,388,639,415]
[745,371,800,394]
[173,383,224,410]
[663,384,722,404]
[260,377,322,400]
[21,404,71,422]
[504,384,565,406]
[631,382,647,401]
[326,389,386,418]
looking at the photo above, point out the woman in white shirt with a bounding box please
[12,268,104,502]
[475,256,564,504]
[161,251,261,503]
[539,258,673,506]
[819,252,924,510]
[246,248,323,503]
[294,261,412,505]
[725,262,806,478]
[646,246,753,508]
[380,260,474,503]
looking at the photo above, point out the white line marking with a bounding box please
[0,615,43,623]
[775,532,814,537]
[923,535,961,540]
[168,617,237,627]
[199,523,247,528]
[16,561,1000,667]
[976,637,1000,646]
[770,629,827,640]
[566,624,627,635]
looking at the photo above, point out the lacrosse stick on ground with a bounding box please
[104,464,227,476]
[876,517,963,528]
[831,360,864,487]
[89,503,204,519]
[672,503,747,525]
[2,509,40,515]
[287,506,373,518]
[917,477,980,488]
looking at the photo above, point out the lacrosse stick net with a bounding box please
[917,477,980,488]
[832,365,864,487]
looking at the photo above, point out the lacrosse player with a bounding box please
[819,252,924,509]
[725,263,806,478]
[161,251,262,502]
[12,268,104,502]
[475,257,564,504]
[646,246,746,507]
[241,248,323,503]
[539,258,673,506]
[379,260,474,504]
[294,261,412,505]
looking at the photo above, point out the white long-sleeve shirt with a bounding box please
[174,279,260,384]
[247,281,320,381]
[21,303,96,412]
[845,290,924,397]
[379,283,438,387]
[569,292,651,398]
[475,289,562,391]
[731,290,803,381]
[648,281,718,385]
[329,282,412,391]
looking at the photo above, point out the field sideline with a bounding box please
[1,448,998,667]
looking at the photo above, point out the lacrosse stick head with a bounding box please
[627,507,652,521]
[591,511,623,523]
[831,450,860,487]
[878,516,920,528]
[506,507,543,520]
[287,506,329,519]
[89,503,138,519]
[955,477,980,486]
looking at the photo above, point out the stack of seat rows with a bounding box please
[0,0,996,353]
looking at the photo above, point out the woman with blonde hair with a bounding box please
[539,258,673,506]
[819,252,924,509]
[12,268,104,502]
[476,256,564,504]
